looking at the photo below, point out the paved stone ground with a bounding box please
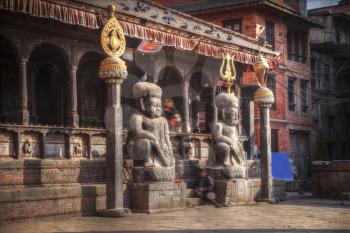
[1,198,349,233]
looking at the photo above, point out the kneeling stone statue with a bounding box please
[208,92,246,179]
[127,82,175,182]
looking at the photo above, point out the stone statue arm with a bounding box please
[129,115,156,141]
[212,123,235,146]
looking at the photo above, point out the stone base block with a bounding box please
[128,181,186,213]
[214,178,261,204]
[132,167,175,183]
[207,166,245,180]
[98,208,131,217]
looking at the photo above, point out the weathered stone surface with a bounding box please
[207,166,246,180]
[246,159,261,178]
[128,181,186,213]
[132,167,175,183]
[0,160,106,187]
[214,178,261,204]
[0,184,129,222]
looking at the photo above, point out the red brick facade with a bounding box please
[154,0,313,161]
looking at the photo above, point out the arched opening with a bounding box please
[28,43,68,125]
[158,67,183,132]
[0,35,19,123]
[77,52,106,128]
[189,72,212,133]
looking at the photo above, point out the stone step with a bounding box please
[185,197,205,207]
[184,188,196,198]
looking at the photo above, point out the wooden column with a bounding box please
[18,59,29,125]
[68,64,79,127]
[182,80,190,133]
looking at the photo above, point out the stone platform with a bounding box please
[214,178,261,204]
[128,181,186,213]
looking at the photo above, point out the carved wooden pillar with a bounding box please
[18,58,30,125]
[182,80,190,133]
[68,64,79,127]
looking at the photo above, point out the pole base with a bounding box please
[98,208,131,217]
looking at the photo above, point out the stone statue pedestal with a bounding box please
[214,178,261,205]
[206,166,246,180]
[132,167,175,183]
[128,181,186,213]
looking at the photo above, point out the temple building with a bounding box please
[308,1,350,199]
[154,0,321,185]
[0,0,280,221]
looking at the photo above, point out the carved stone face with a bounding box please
[222,107,239,126]
[145,97,162,118]
[23,141,32,155]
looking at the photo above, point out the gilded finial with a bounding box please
[100,5,126,58]
[107,5,116,18]
[253,53,269,87]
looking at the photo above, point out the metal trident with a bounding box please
[220,54,236,94]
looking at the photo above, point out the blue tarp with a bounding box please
[272,152,293,181]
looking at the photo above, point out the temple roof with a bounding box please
[0,0,280,66]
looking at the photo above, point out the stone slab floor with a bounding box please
[1,198,349,233]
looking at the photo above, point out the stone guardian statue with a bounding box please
[209,92,246,178]
[127,82,175,181]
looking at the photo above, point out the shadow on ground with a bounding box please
[53,229,350,233]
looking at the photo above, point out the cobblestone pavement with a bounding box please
[1,199,349,233]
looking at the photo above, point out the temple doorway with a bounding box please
[189,72,212,133]
[77,52,106,128]
[0,35,19,123]
[28,43,68,126]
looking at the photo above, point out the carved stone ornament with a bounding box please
[22,139,33,157]
[72,139,83,157]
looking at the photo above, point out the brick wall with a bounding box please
[182,3,312,155]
